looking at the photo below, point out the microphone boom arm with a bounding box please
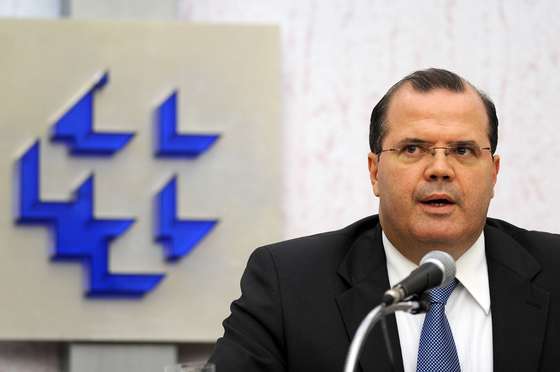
[343,301,424,372]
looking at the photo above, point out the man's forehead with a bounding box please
[388,82,484,113]
[384,83,489,138]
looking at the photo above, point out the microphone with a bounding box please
[382,250,456,305]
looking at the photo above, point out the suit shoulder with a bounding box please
[253,215,379,264]
[486,217,560,258]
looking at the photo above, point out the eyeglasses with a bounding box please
[377,141,493,165]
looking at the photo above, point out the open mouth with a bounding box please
[419,194,456,207]
[421,199,454,207]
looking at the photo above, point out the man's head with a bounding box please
[368,68,501,263]
[370,69,499,155]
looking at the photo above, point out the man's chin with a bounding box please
[410,226,465,246]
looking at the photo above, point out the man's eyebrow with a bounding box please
[394,138,432,146]
[394,138,482,147]
[448,140,479,146]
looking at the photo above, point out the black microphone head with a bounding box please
[420,250,456,287]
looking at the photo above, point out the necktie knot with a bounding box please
[424,279,458,305]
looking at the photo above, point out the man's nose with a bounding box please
[423,150,456,181]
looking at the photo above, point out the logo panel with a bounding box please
[0,19,281,341]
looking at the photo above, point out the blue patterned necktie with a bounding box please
[416,279,461,372]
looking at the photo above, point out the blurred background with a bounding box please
[1,0,560,371]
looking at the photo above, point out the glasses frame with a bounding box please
[376,142,493,164]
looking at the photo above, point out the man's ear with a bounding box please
[368,152,380,197]
[490,154,501,198]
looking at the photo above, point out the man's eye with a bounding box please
[454,146,473,156]
[402,144,420,154]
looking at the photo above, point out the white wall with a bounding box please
[0,0,59,17]
[2,0,560,369]
[177,0,560,238]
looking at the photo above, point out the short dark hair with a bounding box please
[369,68,498,154]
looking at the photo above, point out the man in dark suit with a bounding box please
[210,69,560,371]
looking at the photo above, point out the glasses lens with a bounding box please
[396,144,428,163]
[447,144,481,164]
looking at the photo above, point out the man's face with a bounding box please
[368,84,500,259]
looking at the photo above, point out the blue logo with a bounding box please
[15,72,220,298]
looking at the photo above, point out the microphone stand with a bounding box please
[343,300,427,372]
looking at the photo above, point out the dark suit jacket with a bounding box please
[210,215,560,372]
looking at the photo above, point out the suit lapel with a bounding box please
[335,222,405,372]
[485,224,550,372]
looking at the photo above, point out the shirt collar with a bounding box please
[382,231,490,315]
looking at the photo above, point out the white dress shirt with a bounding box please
[382,232,493,372]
